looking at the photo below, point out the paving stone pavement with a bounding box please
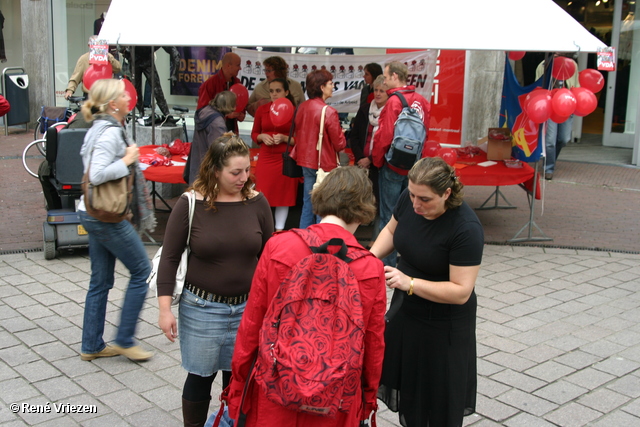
[0,244,639,426]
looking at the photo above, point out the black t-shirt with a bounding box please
[393,189,484,282]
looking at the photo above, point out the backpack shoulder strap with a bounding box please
[290,228,370,264]
[391,91,409,109]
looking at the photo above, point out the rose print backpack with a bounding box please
[253,228,371,418]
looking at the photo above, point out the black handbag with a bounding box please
[282,107,303,178]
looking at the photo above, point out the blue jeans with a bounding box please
[545,116,573,174]
[78,210,151,354]
[378,164,408,267]
[300,167,320,229]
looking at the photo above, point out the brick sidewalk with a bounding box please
[1,131,639,254]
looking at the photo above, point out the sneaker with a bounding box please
[80,345,119,361]
[110,344,153,361]
[544,172,553,180]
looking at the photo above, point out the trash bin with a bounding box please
[2,67,30,127]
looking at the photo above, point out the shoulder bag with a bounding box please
[147,190,196,305]
[82,127,134,223]
[313,105,339,190]
[282,106,303,178]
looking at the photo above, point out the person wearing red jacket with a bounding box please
[372,61,430,266]
[228,166,386,427]
[197,52,245,133]
[290,69,347,228]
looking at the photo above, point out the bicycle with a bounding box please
[32,96,84,154]
[172,105,190,142]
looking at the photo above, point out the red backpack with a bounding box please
[253,228,371,418]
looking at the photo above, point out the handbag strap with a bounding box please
[316,105,328,169]
[185,190,196,247]
[285,106,300,156]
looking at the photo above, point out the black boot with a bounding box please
[182,397,210,427]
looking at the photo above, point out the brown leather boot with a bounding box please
[181,397,210,427]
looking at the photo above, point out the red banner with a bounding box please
[387,49,465,145]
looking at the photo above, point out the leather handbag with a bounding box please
[282,106,302,178]
[313,106,339,190]
[147,190,196,305]
[82,164,134,223]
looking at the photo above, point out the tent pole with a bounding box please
[508,158,552,243]
[131,46,136,141]
[151,46,156,145]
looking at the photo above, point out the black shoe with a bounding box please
[544,172,553,180]
[163,115,178,127]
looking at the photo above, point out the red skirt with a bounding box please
[254,144,299,207]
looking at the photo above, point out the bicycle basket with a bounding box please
[39,106,72,134]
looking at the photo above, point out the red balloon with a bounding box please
[523,88,549,111]
[508,51,526,61]
[571,87,597,117]
[551,88,577,117]
[269,98,294,127]
[551,56,577,81]
[525,92,552,124]
[122,78,137,113]
[83,63,113,91]
[578,69,604,93]
[549,110,570,123]
[437,147,458,166]
[423,140,441,157]
[230,83,249,112]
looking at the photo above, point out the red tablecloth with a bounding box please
[140,145,261,184]
[455,152,540,199]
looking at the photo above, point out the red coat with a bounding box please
[228,223,386,427]
[371,85,431,175]
[290,98,346,171]
[197,71,240,110]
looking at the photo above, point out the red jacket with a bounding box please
[371,85,431,175]
[197,71,240,110]
[228,224,386,427]
[290,98,346,171]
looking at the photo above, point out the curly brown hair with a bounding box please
[191,133,253,211]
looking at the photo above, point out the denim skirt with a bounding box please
[178,288,247,376]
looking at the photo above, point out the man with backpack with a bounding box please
[372,61,430,266]
[227,167,386,427]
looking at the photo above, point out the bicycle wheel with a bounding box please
[22,138,47,178]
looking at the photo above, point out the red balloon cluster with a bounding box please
[230,84,249,113]
[83,63,113,91]
[508,51,526,61]
[269,98,294,127]
[523,67,602,123]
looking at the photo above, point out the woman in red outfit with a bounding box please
[251,78,299,231]
[290,69,347,229]
[228,166,386,427]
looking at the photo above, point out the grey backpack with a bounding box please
[385,92,427,170]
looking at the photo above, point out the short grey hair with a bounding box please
[211,91,237,115]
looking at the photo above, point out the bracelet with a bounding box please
[408,277,414,295]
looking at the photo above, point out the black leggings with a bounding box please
[182,371,232,402]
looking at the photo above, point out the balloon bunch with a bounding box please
[508,52,604,124]
[423,140,458,166]
[522,68,603,124]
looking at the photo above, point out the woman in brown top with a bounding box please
[157,133,274,427]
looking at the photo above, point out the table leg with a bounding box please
[149,181,172,212]
[476,186,517,210]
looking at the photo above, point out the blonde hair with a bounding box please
[81,79,125,122]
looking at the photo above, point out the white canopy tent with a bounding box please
[99,0,607,53]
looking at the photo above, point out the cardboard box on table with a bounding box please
[487,128,513,160]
